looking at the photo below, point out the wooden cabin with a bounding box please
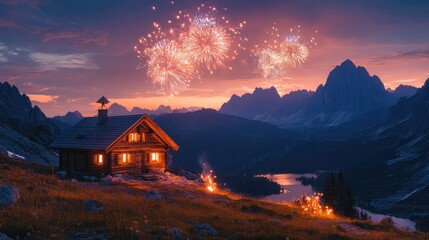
[50,97,179,176]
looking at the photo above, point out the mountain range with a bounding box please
[220,59,418,129]
[108,103,202,117]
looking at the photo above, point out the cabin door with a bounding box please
[136,153,143,173]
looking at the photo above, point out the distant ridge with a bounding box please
[219,59,419,129]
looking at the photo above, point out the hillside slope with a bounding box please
[0,156,426,240]
[154,109,300,174]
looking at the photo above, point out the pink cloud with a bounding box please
[43,29,108,47]
[0,19,18,28]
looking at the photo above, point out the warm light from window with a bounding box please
[141,133,146,142]
[151,152,159,162]
[122,153,127,163]
[97,154,103,164]
[129,133,138,142]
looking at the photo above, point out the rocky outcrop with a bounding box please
[0,82,60,146]
[83,200,103,213]
[0,185,19,207]
[380,78,429,136]
[145,190,164,200]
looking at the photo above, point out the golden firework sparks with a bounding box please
[182,16,231,71]
[135,3,247,94]
[254,24,316,79]
[144,39,194,96]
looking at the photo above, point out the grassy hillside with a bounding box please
[0,155,427,240]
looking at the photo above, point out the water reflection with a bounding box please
[260,173,316,202]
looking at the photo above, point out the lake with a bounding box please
[259,173,316,202]
[261,173,417,232]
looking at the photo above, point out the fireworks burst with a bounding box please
[135,4,246,94]
[257,48,285,79]
[254,24,316,79]
[144,39,194,95]
[182,16,231,71]
[279,35,309,68]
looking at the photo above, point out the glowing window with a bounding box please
[96,154,103,165]
[141,133,146,142]
[151,152,159,162]
[121,153,130,163]
[128,133,139,142]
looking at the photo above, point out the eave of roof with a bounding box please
[50,114,179,152]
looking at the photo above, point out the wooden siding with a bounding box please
[143,152,166,173]
[59,149,110,175]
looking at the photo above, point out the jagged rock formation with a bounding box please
[220,59,407,129]
[0,82,60,145]
[392,84,418,99]
[0,82,59,164]
[220,87,282,120]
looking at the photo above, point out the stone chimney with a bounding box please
[96,96,110,126]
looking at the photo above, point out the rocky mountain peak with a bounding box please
[108,103,129,116]
[315,59,393,111]
[219,87,282,119]
[339,59,356,69]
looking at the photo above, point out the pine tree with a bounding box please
[322,172,337,210]
[344,186,357,218]
[322,171,357,218]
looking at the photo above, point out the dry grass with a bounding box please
[0,156,428,240]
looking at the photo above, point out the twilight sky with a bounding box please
[0,0,428,117]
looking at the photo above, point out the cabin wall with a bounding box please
[142,152,167,173]
[109,123,170,174]
[59,149,110,176]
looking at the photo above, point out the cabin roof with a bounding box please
[50,114,179,151]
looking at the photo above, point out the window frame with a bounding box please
[151,152,160,162]
[95,154,104,165]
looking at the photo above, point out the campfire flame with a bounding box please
[295,193,333,215]
[200,170,217,192]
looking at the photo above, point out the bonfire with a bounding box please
[200,170,217,192]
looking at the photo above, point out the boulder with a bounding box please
[100,175,125,184]
[56,170,67,179]
[145,190,163,200]
[193,223,218,237]
[0,185,19,207]
[0,232,13,240]
[83,200,103,213]
[166,228,186,240]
